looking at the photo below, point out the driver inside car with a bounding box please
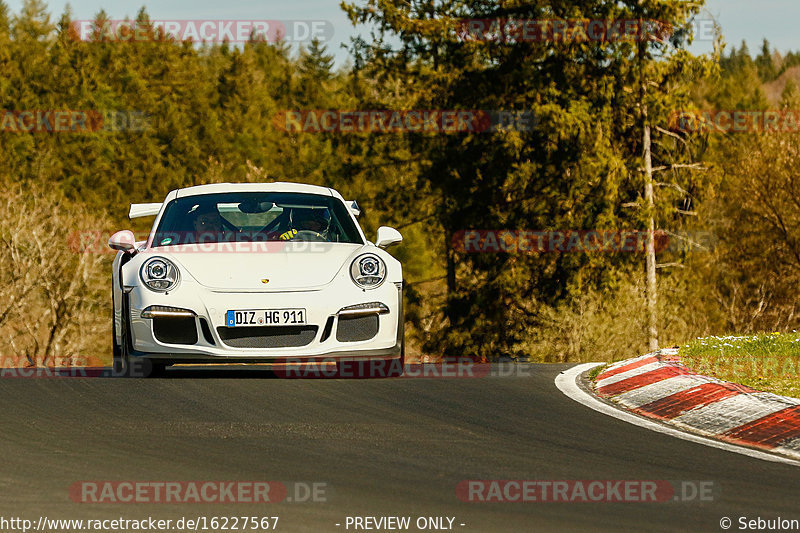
[279,208,330,241]
[191,204,226,241]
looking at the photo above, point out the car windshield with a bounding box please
[152,192,363,246]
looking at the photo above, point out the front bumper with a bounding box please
[125,279,403,363]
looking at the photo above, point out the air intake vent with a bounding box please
[199,318,215,345]
[153,316,198,345]
[336,315,379,342]
[217,326,318,348]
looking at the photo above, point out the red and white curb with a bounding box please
[556,362,800,466]
[592,349,800,462]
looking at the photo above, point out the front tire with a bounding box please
[112,294,133,377]
[385,309,406,377]
[111,330,126,375]
[111,282,128,376]
[113,293,165,378]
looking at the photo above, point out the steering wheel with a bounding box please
[292,230,328,242]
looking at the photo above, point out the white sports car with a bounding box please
[109,182,404,377]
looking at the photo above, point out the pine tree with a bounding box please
[297,38,335,106]
[755,39,777,81]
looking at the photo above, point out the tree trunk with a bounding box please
[445,227,456,295]
[639,30,659,352]
[643,120,659,351]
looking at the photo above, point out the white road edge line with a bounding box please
[555,363,800,468]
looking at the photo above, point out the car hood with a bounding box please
[153,242,363,291]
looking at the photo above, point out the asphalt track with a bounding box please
[0,363,799,533]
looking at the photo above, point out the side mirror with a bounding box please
[108,230,136,253]
[376,226,402,249]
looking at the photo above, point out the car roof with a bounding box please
[174,182,336,198]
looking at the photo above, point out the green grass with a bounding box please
[680,333,800,398]
[587,363,606,382]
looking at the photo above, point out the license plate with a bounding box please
[226,309,307,327]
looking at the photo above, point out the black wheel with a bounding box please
[385,311,406,377]
[111,281,128,376]
[111,325,127,376]
[112,293,134,377]
[113,292,165,378]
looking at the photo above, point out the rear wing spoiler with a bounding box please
[129,203,162,219]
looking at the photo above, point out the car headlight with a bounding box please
[350,254,386,289]
[140,257,180,292]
